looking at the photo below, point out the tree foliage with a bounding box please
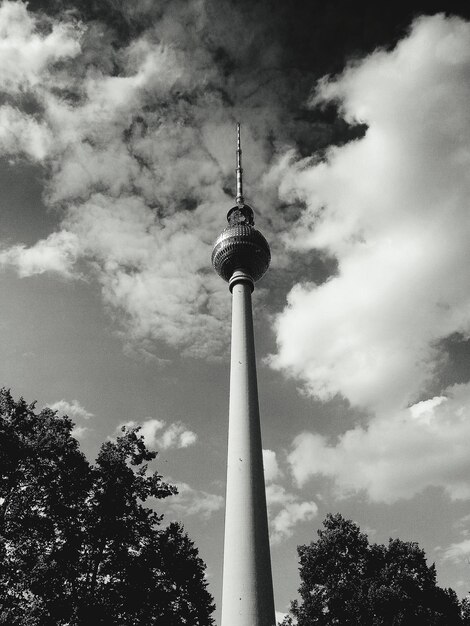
[282,513,465,626]
[0,389,214,625]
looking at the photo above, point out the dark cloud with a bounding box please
[27,0,470,168]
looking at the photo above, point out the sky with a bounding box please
[1,0,470,622]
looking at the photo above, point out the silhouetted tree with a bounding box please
[0,389,214,625]
[461,596,470,625]
[281,513,463,625]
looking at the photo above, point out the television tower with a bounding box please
[212,124,276,626]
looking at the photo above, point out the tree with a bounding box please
[461,596,470,625]
[0,389,214,625]
[282,513,463,625]
[0,390,90,624]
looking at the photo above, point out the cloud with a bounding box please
[271,501,318,546]
[0,0,292,360]
[118,417,197,450]
[0,0,81,94]
[272,15,470,415]
[276,612,289,625]
[263,449,282,483]
[71,425,92,440]
[441,539,470,564]
[159,422,197,449]
[288,383,470,503]
[60,193,232,358]
[262,15,470,504]
[48,398,94,420]
[0,231,80,277]
[0,106,53,161]
[266,482,318,545]
[164,481,224,520]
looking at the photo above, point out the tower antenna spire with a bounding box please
[236,122,244,207]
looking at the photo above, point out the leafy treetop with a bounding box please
[281,513,467,626]
[0,388,214,625]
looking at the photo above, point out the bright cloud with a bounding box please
[276,612,289,625]
[263,449,282,483]
[60,194,231,358]
[266,482,318,545]
[118,417,197,450]
[165,481,224,520]
[0,231,80,277]
[288,383,470,503]
[0,0,81,93]
[268,15,470,504]
[71,425,92,440]
[0,106,53,161]
[0,1,287,359]
[441,539,470,564]
[272,14,470,414]
[48,398,94,420]
[159,422,198,449]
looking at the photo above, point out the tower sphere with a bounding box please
[211,204,271,283]
[212,123,271,284]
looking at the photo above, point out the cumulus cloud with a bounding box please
[0,106,53,161]
[0,231,80,277]
[441,539,470,564]
[0,0,81,94]
[118,417,197,450]
[272,14,470,414]
[442,539,470,563]
[276,612,288,625]
[164,481,224,520]
[59,193,232,358]
[0,0,292,359]
[48,398,94,420]
[263,449,282,483]
[438,514,470,564]
[159,423,198,449]
[288,383,470,503]
[71,425,92,439]
[266,482,318,545]
[267,15,470,503]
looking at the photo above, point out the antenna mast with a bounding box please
[236,122,244,207]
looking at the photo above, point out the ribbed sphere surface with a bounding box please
[212,223,271,283]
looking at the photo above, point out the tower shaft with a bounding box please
[221,271,276,626]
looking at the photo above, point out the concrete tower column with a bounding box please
[212,124,275,626]
[220,270,276,626]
